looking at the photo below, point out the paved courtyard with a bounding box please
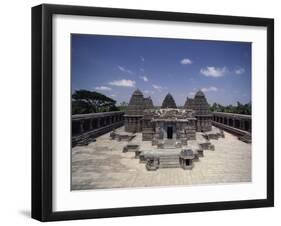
[71,126,251,190]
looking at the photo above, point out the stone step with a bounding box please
[160,160,179,164]
[164,140,175,144]
[159,161,180,165]
[160,155,179,159]
[159,157,179,161]
[159,159,180,164]
[163,145,177,149]
[159,163,181,168]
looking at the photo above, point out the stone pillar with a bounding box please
[247,120,250,132]
[241,120,245,131]
[89,119,93,131]
[79,120,84,134]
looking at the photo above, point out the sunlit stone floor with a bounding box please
[71,126,251,190]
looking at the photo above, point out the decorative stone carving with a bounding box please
[145,157,159,171]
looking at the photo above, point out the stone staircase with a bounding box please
[163,139,176,149]
[159,155,180,168]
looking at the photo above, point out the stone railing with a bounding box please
[72,111,124,146]
[212,112,251,143]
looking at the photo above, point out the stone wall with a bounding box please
[72,111,124,146]
[196,115,213,132]
[212,112,251,132]
[212,112,251,143]
[124,116,143,132]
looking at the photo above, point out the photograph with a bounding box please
[30,3,274,221]
[71,34,252,190]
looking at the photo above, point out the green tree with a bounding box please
[117,101,129,112]
[209,101,251,115]
[72,89,119,114]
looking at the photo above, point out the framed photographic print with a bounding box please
[32,4,274,221]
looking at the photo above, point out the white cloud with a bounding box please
[180,58,192,65]
[201,86,218,92]
[234,67,245,75]
[189,91,196,96]
[140,76,148,82]
[200,66,227,77]
[110,94,116,97]
[144,90,155,95]
[109,79,136,87]
[152,84,164,92]
[140,56,145,62]
[95,86,112,91]
[117,65,133,74]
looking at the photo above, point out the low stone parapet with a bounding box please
[72,111,124,147]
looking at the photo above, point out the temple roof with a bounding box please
[143,96,154,108]
[161,93,177,109]
[184,96,194,109]
[126,89,145,115]
[132,89,143,96]
[195,90,205,97]
[192,90,209,115]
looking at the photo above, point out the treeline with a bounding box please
[72,90,119,114]
[209,102,251,115]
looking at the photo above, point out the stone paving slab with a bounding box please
[71,126,251,190]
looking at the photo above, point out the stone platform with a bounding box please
[71,126,251,190]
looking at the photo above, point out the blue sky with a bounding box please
[71,34,251,106]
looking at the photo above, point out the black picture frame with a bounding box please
[32,4,274,222]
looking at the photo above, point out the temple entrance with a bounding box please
[167,126,173,139]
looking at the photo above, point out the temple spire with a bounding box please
[161,93,177,108]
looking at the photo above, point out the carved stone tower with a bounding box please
[161,93,177,108]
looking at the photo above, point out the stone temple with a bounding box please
[184,90,213,132]
[124,89,154,132]
[123,89,219,170]
[125,90,212,135]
